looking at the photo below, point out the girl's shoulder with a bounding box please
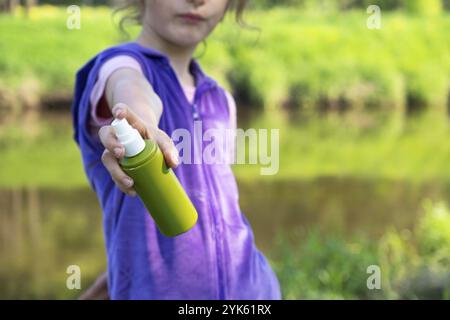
[97,42,149,61]
[95,42,152,70]
[80,42,233,103]
[76,42,151,81]
[88,42,163,86]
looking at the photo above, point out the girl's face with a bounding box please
[143,0,229,48]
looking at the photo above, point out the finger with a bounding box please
[101,150,137,196]
[112,103,178,168]
[98,126,125,159]
[154,129,180,168]
[111,103,154,140]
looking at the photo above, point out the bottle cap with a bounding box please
[111,118,146,157]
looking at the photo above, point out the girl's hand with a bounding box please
[98,103,180,196]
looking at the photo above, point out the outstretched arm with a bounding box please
[98,67,179,196]
[78,272,109,300]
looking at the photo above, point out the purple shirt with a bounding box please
[71,42,281,300]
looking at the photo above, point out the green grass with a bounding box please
[0,6,121,98]
[272,200,450,299]
[0,6,449,114]
[221,8,450,112]
[0,6,449,187]
[1,6,449,300]
[1,6,449,299]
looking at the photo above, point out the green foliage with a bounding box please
[1,7,449,117]
[404,0,443,15]
[0,6,121,94]
[212,10,450,115]
[1,7,449,186]
[273,231,380,299]
[272,201,450,299]
[416,200,450,264]
[250,0,446,13]
[1,6,448,300]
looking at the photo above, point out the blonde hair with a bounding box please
[114,0,249,33]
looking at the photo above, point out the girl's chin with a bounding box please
[167,27,208,45]
[169,35,205,48]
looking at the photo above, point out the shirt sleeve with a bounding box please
[89,55,144,129]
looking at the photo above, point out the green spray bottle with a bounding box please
[111,118,198,237]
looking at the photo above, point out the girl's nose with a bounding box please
[187,0,206,7]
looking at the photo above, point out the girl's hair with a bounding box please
[115,0,249,34]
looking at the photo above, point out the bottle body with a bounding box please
[119,140,198,237]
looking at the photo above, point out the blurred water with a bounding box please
[1,179,449,299]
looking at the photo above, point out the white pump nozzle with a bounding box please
[111,118,146,157]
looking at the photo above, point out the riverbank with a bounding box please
[1,6,449,117]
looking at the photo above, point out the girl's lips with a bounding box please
[177,13,206,23]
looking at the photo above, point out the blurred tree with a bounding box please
[0,0,19,12]
[405,0,443,15]
[0,0,37,14]
[3,0,447,11]
[248,0,448,11]
[445,0,450,9]
[25,0,37,16]
[38,0,110,4]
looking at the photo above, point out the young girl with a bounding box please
[72,0,281,300]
